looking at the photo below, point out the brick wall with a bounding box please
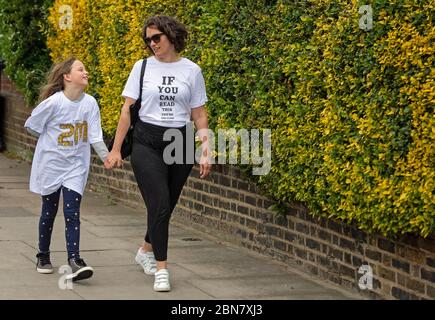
[1,71,434,300]
[0,72,38,159]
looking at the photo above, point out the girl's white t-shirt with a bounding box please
[24,91,104,196]
[122,56,208,127]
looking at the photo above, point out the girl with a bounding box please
[24,57,110,282]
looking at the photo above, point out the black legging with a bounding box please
[131,120,193,261]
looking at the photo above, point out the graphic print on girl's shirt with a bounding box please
[25,91,104,196]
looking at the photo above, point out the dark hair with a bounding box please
[39,56,77,102]
[142,15,188,53]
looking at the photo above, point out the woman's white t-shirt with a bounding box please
[122,56,208,127]
[24,91,104,196]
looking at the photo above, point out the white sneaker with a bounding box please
[135,248,157,275]
[154,269,171,292]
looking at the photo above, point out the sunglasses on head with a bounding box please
[144,33,165,45]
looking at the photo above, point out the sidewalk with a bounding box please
[0,152,362,300]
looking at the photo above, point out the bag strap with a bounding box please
[137,58,147,103]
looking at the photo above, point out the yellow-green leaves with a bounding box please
[45,0,434,237]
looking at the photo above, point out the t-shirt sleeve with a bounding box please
[189,67,208,109]
[121,60,142,100]
[88,100,104,144]
[24,97,55,134]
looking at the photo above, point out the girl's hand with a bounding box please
[104,158,112,170]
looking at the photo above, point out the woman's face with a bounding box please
[145,26,176,58]
[65,60,88,88]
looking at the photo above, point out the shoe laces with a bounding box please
[72,258,87,267]
[37,253,51,265]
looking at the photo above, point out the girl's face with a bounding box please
[145,26,176,59]
[64,60,88,88]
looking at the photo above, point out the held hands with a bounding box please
[105,151,123,169]
[103,158,112,170]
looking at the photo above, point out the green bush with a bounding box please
[45,0,435,237]
[0,0,53,105]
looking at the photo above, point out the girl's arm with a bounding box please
[24,98,55,136]
[26,128,40,138]
[106,97,136,167]
[91,141,109,163]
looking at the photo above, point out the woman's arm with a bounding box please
[106,97,136,167]
[191,106,212,178]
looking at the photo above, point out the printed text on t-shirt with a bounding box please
[57,121,88,147]
[158,76,178,120]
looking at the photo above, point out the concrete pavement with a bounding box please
[0,152,362,300]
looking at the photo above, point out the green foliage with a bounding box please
[0,0,54,105]
[36,0,435,237]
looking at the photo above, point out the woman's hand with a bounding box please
[191,106,211,178]
[106,150,123,168]
[199,153,212,178]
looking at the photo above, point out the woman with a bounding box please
[106,15,211,292]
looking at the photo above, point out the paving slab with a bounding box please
[0,153,362,300]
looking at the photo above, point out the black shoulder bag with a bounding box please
[108,58,147,159]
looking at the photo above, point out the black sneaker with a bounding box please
[36,252,53,274]
[66,257,94,282]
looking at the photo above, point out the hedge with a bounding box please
[0,0,53,105]
[45,0,435,237]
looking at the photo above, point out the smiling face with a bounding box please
[145,26,177,60]
[64,60,88,88]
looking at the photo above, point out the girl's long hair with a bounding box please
[38,57,76,102]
